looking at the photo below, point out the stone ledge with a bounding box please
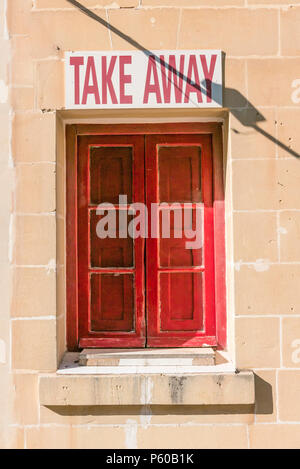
[39,371,255,406]
[79,348,216,367]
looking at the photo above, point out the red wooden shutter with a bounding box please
[67,123,225,350]
[146,134,216,347]
[77,135,146,348]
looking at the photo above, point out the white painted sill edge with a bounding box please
[57,351,236,375]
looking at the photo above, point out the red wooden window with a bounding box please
[66,123,226,350]
[146,135,215,347]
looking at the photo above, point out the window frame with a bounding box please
[66,122,226,351]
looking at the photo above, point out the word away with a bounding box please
[65,50,222,109]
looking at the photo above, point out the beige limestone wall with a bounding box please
[0,0,20,449]
[1,0,300,449]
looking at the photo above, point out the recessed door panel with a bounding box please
[90,273,134,332]
[90,211,134,268]
[90,146,132,204]
[159,206,204,268]
[160,272,204,331]
[159,146,202,203]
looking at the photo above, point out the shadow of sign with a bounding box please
[221,85,300,159]
[66,0,299,160]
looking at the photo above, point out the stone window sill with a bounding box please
[39,352,255,407]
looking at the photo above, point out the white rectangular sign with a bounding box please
[65,50,222,109]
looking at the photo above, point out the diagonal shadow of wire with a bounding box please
[66,0,300,159]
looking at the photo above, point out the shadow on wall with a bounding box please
[223,85,300,159]
[45,404,255,418]
[66,0,299,160]
[254,374,274,417]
